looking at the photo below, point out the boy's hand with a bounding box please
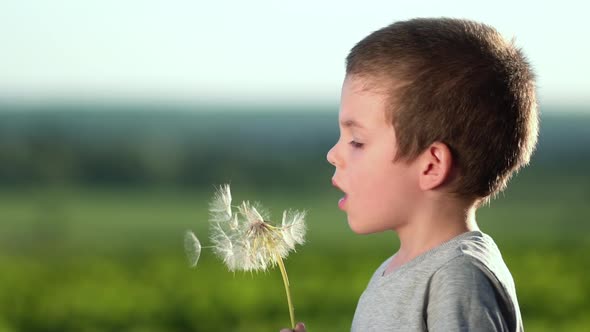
[279,322,306,332]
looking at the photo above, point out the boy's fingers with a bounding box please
[279,322,306,332]
[294,322,306,332]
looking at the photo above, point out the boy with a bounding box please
[281,17,537,332]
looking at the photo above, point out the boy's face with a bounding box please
[327,76,420,234]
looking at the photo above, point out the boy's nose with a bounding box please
[326,145,337,166]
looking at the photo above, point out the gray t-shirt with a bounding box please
[351,231,523,331]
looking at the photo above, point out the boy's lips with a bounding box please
[332,179,347,210]
[338,195,348,210]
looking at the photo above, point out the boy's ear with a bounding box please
[418,142,453,191]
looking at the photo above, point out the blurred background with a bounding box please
[1,1,589,331]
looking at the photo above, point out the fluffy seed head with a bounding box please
[208,184,307,272]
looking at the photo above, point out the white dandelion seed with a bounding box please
[184,230,201,268]
[208,184,233,223]
[281,210,307,250]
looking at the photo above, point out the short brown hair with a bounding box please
[346,17,539,201]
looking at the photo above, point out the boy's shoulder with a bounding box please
[386,231,507,276]
[375,231,520,314]
[425,232,523,331]
[369,231,514,290]
[353,231,523,331]
[429,252,510,306]
[426,253,517,331]
[426,231,518,300]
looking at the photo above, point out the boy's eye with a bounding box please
[349,140,364,149]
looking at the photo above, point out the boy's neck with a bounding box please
[385,196,479,275]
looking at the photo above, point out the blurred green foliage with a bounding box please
[1,170,589,331]
[0,105,589,331]
[0,105,337,189]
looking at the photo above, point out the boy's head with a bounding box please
[327,18,538,234]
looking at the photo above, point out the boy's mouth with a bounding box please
[332,179,347,210]
[338,195,347,210]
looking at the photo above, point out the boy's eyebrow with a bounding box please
[340,119,366,130]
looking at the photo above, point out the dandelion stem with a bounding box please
[276,253,295,329]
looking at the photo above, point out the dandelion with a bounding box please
[184,184,307,329]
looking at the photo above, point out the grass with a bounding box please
[0,170,588,331]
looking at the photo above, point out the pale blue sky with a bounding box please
[1,0,588,109]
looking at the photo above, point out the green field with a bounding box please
[1,167,589,332]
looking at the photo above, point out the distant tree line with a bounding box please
[0,107,338,189]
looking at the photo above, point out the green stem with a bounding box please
[276,254,295,329]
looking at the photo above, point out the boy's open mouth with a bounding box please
[338,195,347,210]
[332,179,347,210]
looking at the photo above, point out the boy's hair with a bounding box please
[346,17,539,202]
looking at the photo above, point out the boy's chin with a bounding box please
[348,216,397,235]
[348,217,380,235]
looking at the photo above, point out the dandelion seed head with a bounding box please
[207,184,307,272]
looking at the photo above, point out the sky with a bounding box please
[1,0,589,109]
